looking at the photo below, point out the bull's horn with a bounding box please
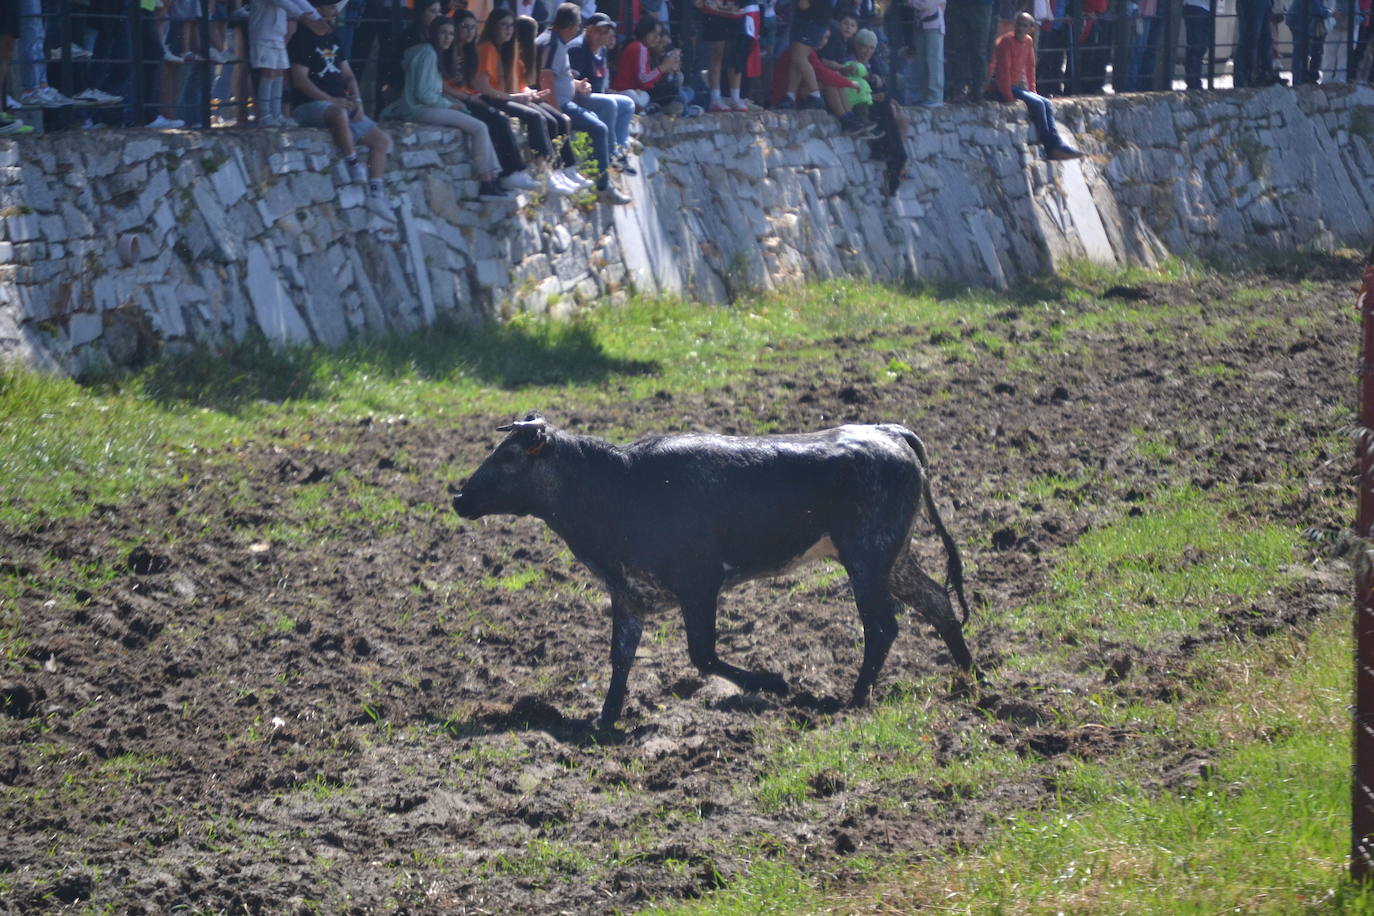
[497,412,546,432]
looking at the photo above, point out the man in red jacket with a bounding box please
[988,12,1082,161]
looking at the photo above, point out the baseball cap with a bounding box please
[585,11,617,28]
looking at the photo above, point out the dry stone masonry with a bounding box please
[1,84,1372,375]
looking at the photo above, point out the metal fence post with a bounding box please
[1354,241,1374,883]
[131,0,145,125]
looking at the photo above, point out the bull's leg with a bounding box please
[848,569,902,707]
[594,597,644,730]
[680,594,789,696]
[890,551,973,671]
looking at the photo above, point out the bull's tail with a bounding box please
[899,428,971,624]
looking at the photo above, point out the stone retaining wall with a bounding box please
[2,84,1372,374]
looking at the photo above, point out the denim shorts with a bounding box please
[294,100,378,142]
[790,18,828,48]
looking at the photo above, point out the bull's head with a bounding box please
[452,412,556,520]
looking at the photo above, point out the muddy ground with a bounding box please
[0,259,1361,913]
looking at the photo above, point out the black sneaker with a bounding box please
[799,95,826,110]
[613,155,638,176]
[478,179,509,198]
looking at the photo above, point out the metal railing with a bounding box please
[8,0,1372,131]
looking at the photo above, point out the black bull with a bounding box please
[452,413,973,729]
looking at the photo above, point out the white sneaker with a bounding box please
[347,159,368,183]
[560,167,593,189]
[258,114,281,127]
[365,193,396,222]
[21,87,74,108]
[500,170,541,192]
[75,88,124,104]
[42,87,76,107]
[208,48,232,64]
[546,171,575,196]
[147,114,185,129]
[276,115,298,128]
[49,44,93,61]
[163,49,185,64]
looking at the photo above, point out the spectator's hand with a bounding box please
[533,87,554,102]
[575,78,592,94]
[301,14,332,35]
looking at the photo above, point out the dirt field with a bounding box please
[0,259,1360,913]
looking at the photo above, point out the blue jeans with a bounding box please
[1012,85,1065,152]
[561,99,611,188]
[19,0,45,91]
[912,29,944,105]
[1128,14,1164,91]
[583,92,634,154]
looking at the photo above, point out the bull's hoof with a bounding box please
[849,686,873,708]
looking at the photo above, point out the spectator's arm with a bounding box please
[340,60,363,112]
[636,45,665,87]
[474,70,509,101]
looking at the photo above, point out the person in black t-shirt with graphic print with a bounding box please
[288,0,396,224]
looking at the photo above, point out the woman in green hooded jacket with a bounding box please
[382,17,509,198]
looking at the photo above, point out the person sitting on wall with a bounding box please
[474,7,579,195]
[380,15,510,199]
[514,14,594,192]
[612,16,698,115]
[537,3,633,204]
[446,9,544,193]
[568,12,638,176]
[986,12,1083,161]
[288,0,397,222]
[769,27,868,133]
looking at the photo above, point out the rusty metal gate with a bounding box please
[1353,243,1374,881]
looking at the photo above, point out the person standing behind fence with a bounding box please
[910,0,946,105]
[1287,0,1332,84]
[1233,0,1277,85]
[0,3,32,132]
[17,0,77,106]
[1181,0,1215,89]
[252,0,332,125]
[944,0,994,101]
[988,11,1083,159]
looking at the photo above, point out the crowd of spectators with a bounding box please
[0,0,1370,194]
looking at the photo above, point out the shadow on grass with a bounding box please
[120,315,660,413]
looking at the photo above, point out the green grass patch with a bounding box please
[1005,486,1300,643]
